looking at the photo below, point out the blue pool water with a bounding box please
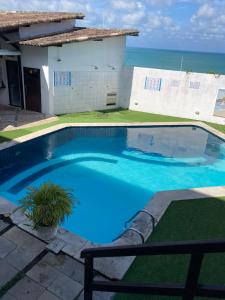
[1,126,225,243]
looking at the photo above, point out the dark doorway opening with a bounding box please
[24,67,42,113]
[6,60,22,107]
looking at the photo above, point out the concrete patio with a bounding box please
[0,105,57,131]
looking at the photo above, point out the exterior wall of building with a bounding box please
[47,36,126,114]
[19,20,75,39]
[125,67,225,124]
[0,38,19,106]
[20,45,49,113]
[0,58,10,105]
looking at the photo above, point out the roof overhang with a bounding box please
[0,12,85,33]
[18,28,139,47]
[0,49,21,56]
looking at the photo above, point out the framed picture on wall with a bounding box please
[214,89,225,117]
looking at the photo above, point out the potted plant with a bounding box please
[20,182,74,241]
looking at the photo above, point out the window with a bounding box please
[54,71,72,87]
[171,80,180,87]
[189,81,200,89]
[144,77,162,91]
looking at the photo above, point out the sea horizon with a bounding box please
[125,47,225,75]
[127,46,225,55]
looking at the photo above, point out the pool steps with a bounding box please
[113,209,156,243]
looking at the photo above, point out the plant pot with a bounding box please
[36,225,58,241]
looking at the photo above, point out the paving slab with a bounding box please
[48,272,83,300]
[46,239,67,254]
[40,252,84,285]
[0,104,56,131]
[5,276,45,300]
[27,260,62,288]
[3,227,45,270]
[37,290,61,300]
[78,291,114,300]
[57,228,88,254]
[0,198,17,215]
[6,247,38,270]
[3,227,45,250]
[10,208,29,225]
[0,219,10,232]
[0,258,18,288]
[0,236,16,258]
[94,256,135,280]
[1,293,17,300]
[78,276,114,300]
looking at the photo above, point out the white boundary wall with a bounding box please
[124,67,225,124]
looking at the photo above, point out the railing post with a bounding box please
[84,255,94,300]
[183,253,204,300]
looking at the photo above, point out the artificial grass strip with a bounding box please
[0,109,192,143]
[0,109,224,144]
[115,198,225,300]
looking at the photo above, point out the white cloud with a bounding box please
[189,2,225,41]
[0,0,93,13]
[195,3,215,18]
[111,0,143,11]
[122,10,146,25]
[146,12,180,32]
[147,0,175,5]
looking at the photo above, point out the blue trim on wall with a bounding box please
[158,78,162,91]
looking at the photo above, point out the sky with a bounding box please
[1,0,225,53]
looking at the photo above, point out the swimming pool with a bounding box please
[0,125,225,243]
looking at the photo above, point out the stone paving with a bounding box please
[0,104,56,131]
[0,219,113,300]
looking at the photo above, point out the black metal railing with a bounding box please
[81,239,225,300]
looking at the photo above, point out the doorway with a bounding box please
[6,60,22,107]
[24,67,42,112]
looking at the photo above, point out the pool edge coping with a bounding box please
[1,121,225,280]
[0,120,224,151]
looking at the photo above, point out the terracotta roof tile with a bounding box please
[19,28,139,47]
[0,11,84,31]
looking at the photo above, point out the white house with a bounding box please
[0,11,138,114]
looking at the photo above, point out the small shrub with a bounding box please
[20,182,74,229]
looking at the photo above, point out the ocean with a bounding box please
[125,47,225,75]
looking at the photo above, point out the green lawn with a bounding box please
[1,109,224,144]
[115,198,225,300]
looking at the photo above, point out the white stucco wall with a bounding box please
[47,36,126,114]
[19,20,75,39]
[20,46,49,113]
[127,67,225,124]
